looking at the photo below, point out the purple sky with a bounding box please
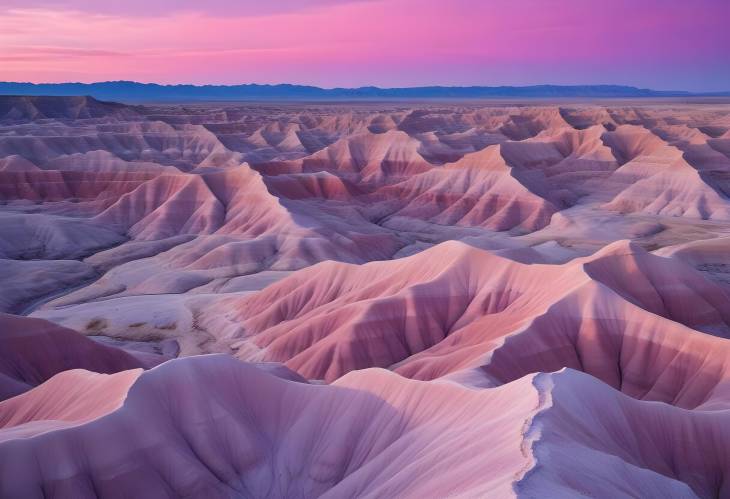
[1,0,728,91]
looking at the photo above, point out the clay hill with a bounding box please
[2,96,730,497]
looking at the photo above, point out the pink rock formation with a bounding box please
[232,240,730,384]
[2,97,730,497]
[378,144,558,231]
[1,356,727,497]
[0,313,152,400]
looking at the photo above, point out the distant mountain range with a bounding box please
[1,81,728,101]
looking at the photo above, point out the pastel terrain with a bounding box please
[3,95,730,498]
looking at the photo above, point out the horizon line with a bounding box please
[0,80,706,93]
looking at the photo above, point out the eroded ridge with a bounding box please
[2,97,730,497]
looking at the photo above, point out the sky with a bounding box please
[1,0,729,91]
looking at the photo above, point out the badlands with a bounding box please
[2,95,730,497]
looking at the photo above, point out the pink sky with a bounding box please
[1,0,728,91]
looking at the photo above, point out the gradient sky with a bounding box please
[1,0,729,91]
